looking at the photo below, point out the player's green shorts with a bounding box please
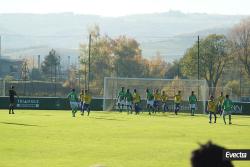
[222,110,232,115]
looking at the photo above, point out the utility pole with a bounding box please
[58,56,61,81]
[198,35,200,80]
[88,34,91,90]
[84,61,87,90]
[78,56,81,90]
[197,35,200,100]
[38,55,41,70]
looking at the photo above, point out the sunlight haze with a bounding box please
[0,0,249,16]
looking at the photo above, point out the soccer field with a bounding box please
[0,110,249,167]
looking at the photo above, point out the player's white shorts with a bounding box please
[70,102,78,110]
[147,100,154,107]
[118,99,126,105]
[190,104,196,109]
[126,101,132,106]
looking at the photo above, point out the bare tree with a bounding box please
[229,18,250,77]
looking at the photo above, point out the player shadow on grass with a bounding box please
[230,123,250,127]
[0,121,39,127]
[151,113,205,118]
[90,117,126,121]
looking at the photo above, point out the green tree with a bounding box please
[224,80,240,97]
[181,34,230,95]
[79,26,114,93]
[113,36,148,77]
[148,53,169,78]
[41,49,60,81]
[30,68,44,80]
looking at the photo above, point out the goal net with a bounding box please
[103,77,208,113]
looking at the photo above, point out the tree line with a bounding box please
[19,18,250,98]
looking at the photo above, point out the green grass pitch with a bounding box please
[0,110,250,167]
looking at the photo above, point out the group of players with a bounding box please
[8,86,93,118]
[116,87,233,124]
[67,89,92,117]
[7,85,233,124]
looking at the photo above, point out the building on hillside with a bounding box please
[0,57,23,79]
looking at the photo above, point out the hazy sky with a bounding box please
[0,0,249,16]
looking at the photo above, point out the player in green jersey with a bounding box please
[146,88,154,115]
[117,87,126,112]
[222,95,233,125]
[189,91,197,116]
[67,89,78,117]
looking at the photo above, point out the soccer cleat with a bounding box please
[209,121,211,123]
[229,122,232,125]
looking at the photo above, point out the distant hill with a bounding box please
[0,11,247,65]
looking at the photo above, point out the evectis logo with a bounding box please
[223,150,250,160]
[226,152,247,158]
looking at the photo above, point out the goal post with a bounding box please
[103,77,208,113]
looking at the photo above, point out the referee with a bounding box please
[9,86,18,114]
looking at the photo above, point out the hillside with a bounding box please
[0,11,247,65]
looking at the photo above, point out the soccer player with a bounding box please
[153,89,161,113]
[161,91,168,113]
[67,89,78,117]
[189,91,197,116]
[125,89,133,114]
[207,96,217,123]
[146,88,154,115]
[79,89,92,116]
[217,92,225,116]
[222,95,233,125]
[79,89,84,115]
[9,85,18,114]
[117,87,126,112]
[174,91,182,115]
[133,89,141,115]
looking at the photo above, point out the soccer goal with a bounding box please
[103,77,208,113]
